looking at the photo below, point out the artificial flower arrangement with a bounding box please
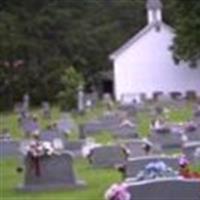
[178,155,200,179]
[104,182,131,200]
[81,138,102,158]
[135,161,178,181]
[25,140,55,157]
[22,139,63,177]
[184,121,198,132]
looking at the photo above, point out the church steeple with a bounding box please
[146,0,163,25]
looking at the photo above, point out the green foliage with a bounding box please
[0,0,147,109]
[172,0,200,66]
[1,0,198,110]
[58,67,84,111]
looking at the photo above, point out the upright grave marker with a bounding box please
[18,152,86,191]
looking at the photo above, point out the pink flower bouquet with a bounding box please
[105,183,131,200]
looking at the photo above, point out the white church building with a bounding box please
[109,0,200,102]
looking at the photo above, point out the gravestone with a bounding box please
[98,113,122,128]
[77,85,85,114]
[194,109,200,118]
[126,178,200,200]
[57,119,73,135]
[64,140,84,157]
[119,104,138,117]
[183,141,200,163]
[89,145,127,168]
[18,152,86,191]
[42,102,51,119]
[21,93,30,115]
[149,131,182,150]
[155,94,172,105]
[15,102,25,115]
[16,102,30,119]
[111,124,138,140]
[40,128,66,144]
[0,140,20,157]
[184,126,200,141]
[194,147,200,165]
[125,155,179,178]
[80,121,105,137]
[21,117,40,137]
[151,127,171,134]
[58,113,78,133]
[118,139,158,158]
[79,124,87,139]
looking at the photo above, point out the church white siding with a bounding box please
[113,24,200,101]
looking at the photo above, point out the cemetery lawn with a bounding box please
[0,103,199,200]
[0,157,121,200]
[0,105,120,200]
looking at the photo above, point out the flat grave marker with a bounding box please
[89,145,127,168]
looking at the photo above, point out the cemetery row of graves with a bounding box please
[0,95,200,200]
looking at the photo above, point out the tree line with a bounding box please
[0,0,199,110]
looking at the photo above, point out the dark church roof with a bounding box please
[146,0,163,10]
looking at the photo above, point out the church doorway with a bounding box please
[102,80,114,97]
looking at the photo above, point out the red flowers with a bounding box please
[179,167,200,179]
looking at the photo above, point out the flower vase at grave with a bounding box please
[30,155,41,177]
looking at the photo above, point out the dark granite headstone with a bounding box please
[119,105,138,116]
[126,178,200,200]
[21,118,39,136]
[184,127,200,141]
[111,124,138,139]
[98,114,121,127]
[40,129,66,143]
[64,140,84,157]
[79,124,87,139]
[119,139,158,158]
[194,110,200,118]
[89,145,127,168]
[80,121,105,136]
[18,153,86,191]
[149,131,182,150]
[125,156,179,178]
[0,140,19,157]
[81,115,135,138]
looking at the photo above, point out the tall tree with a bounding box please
[172,0,200,67]
[0,0,180,109]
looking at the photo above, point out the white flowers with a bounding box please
[119,119,135,128]
[81,138,102,158]
[104,183,131,200]
[24,140,56,157]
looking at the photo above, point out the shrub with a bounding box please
[57,67,84,111]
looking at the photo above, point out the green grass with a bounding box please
[0,102,199,200]
[136,103,193,138]
[0,158,120,200]
[167,104,193,123]
[136,112,152,138]
[92,131,114,144]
